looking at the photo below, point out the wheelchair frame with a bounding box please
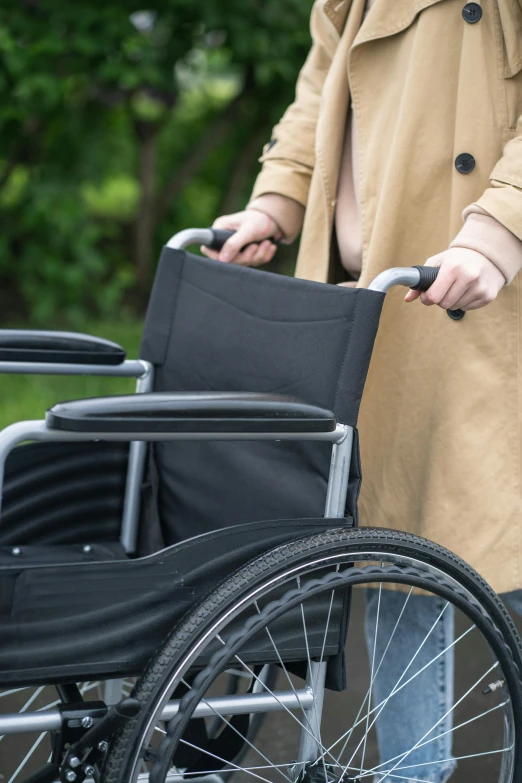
[0,228,423,771]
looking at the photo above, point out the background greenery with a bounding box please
[0,0,313,424]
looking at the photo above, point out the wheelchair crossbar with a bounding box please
[0,688,314,735]
[0,359,150,378]
[161,687,314,720]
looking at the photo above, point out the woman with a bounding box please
[202,1,522,780]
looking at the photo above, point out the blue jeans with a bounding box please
[365,590,457,783]
[365,588,522,783]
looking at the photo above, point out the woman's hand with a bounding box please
[200,210,281,266]
[404,248,505,311]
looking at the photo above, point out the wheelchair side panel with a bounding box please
[0,517,352,687]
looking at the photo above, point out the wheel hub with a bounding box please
[299,762,360,783]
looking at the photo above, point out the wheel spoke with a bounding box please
[369,700,507,773]
[370,661,500,782]
[19,685,46,714]
[180,678,292,783]
[7,731,47,783]
[214,634,338,767]
[364,746,513,778]
[318,565,341,665]
[227,650,338,767]
[340,601,451,776]
[325,621,474,767]
[333,587,414,767]
[360,579,382,775]
[182,764,296,776]
[178,738,280,783]
[255,601,314,730]
[0,688,28,699]
[296,575,328,780]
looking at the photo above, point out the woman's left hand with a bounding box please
[404,248,505,311]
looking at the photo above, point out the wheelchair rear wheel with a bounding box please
[103,528,522,783]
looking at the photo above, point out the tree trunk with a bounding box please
[217,123,269,216]
[157,65,258,222]
[133,120,159,291]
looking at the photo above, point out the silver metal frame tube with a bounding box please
[296,661,328,767]
[289,426,353,767]
[0,359,148,378]
[368,267,421,293]
[0,710,63,734]
[120,362,155,553]
[324,425,353,518]
[167,228,214,251]
[0,688,313,736]
[161,687,313,720]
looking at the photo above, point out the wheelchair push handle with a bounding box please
[409,265,439,291]
[165,228,445,299]
[368,265,439,293]
[166,227,278,253]
[205,228,278,253]
[368,265,464,317]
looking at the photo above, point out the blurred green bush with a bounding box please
[0,0,314,326]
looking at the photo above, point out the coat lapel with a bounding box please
[354,0,450,44]
[321,0,449,43]
[322,0,354,35]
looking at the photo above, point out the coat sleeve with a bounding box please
[249,2,337,209]
[474,116,522,243]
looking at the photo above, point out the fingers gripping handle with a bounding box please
[206,229,236,252]
[410,265,439,291]
[205,228,277,253]
[410,265,464,319]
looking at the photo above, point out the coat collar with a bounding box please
[322,0,353,35]
[321,0,447,42]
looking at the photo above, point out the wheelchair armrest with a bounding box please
[46,392,336,434]
[0,330,126,366]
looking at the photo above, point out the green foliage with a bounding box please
[0,320,143,428]
[0,0,313,326]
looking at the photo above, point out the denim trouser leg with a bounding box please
[503,589,522,617]
[364,589,457,783]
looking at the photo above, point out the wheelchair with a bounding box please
[0,227,521,783]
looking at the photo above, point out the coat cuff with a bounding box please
[247,194,306,244]
[450,204,522,285]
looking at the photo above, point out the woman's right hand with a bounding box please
[200,209,281,266]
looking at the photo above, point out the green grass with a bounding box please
[0,321,143,429]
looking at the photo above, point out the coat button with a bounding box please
[448,308,465,321]
[462,3,482,23]
[455,153,475,174]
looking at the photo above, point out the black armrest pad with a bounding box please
[0,330,126,366]
[46,392,336,433]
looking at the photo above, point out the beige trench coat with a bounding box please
[250,0,522,593]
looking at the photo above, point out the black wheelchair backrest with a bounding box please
[139,248,384,550]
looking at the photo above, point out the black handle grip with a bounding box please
[410,265,465,319]
[205,228,277,253]
[410,265,439,291]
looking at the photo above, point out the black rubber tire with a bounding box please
[102,527,522,782]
